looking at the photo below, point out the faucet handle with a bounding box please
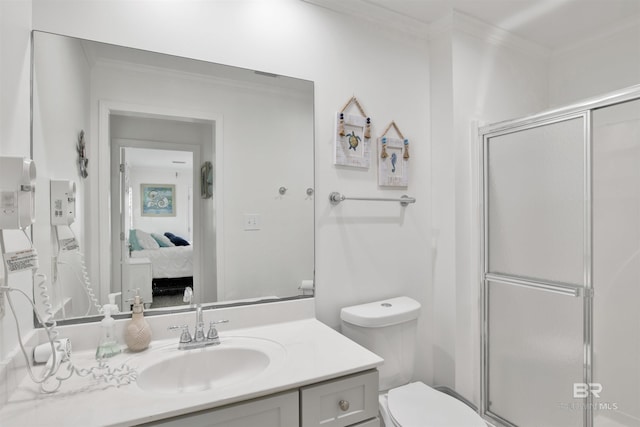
[168,325,192,343]
[206,320,229,342]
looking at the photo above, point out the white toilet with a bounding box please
[340,296,486,427]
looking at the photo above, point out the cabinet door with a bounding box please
[301,370,378,427]
[143,390,299,427]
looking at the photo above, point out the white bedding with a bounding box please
[131,246,193,279]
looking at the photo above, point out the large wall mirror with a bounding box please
[31,31,315,322]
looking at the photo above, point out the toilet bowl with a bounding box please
[378,382,486,427]
[340,297,486,427]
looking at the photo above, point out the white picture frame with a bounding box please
[334,112,370,168]
[378,136,409,187]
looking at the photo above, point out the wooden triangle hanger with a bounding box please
[380,120,405,139]
[338,96,371,139]
[340,96,367,116]
[380,120,409,160]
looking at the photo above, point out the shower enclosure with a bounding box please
[480,86,640,427]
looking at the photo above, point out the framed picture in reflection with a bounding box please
[141,184,175,216]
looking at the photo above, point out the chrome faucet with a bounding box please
[194,305,206,342]
[168,304,228,350]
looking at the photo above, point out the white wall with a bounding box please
[430,11,550,402]
[428,17,454,390]
[549,16,640,107]
[32,32,90,319]
[32,0,432,355]
[453,19,549,404]
[0,0,33,362]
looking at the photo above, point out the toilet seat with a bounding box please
[385,382,486,427]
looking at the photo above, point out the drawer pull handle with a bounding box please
[338,399,350,412]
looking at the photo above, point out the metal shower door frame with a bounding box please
[478,83,640,427]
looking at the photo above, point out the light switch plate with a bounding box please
[243,214,261,231]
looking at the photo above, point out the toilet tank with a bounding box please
[340,296,421,391]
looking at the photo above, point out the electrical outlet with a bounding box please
[243,214,261,231]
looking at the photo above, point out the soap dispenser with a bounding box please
[96,303,121,360]
[124,289,152,352]
[107,292,121,314]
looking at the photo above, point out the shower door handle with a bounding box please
[484,273,585,297]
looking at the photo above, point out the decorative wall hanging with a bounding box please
[378,121,410,187]
[334,96,372,168]
[141,183,176,216]
[77,130,88,178]
[200,161,213,199]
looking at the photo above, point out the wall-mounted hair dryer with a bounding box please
[0,156,36,230]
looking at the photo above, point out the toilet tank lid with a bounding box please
[340,296,421,327]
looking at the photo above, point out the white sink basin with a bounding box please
[131,336,286,394]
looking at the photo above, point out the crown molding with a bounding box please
[428,12,454,41]
[451,11,550,60]
[301,0,430,40]
[302,1,637,62]
[551,14,640,57]
[302,1,550,59]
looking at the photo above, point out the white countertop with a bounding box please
[0,317,383,427]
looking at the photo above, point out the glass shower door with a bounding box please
[592,99,640,427]
[482,115,588,427]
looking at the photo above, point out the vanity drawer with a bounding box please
[300,369,379,427]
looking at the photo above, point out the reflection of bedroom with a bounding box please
[124,147,194,308]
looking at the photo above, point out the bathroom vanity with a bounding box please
[145,369,379,427]
[0,299,383,427]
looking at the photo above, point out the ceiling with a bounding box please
[306,0,640,49]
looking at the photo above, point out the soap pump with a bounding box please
[124,289,152,352]
[107,292,121,314]
[95,303,121,360]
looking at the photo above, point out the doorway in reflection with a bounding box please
[120,146,194,310]
[109,113,215,312]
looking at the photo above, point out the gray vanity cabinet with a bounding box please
[143,390,299,427]
[140,370,379,427]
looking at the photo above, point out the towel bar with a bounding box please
[329,192,416,207]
